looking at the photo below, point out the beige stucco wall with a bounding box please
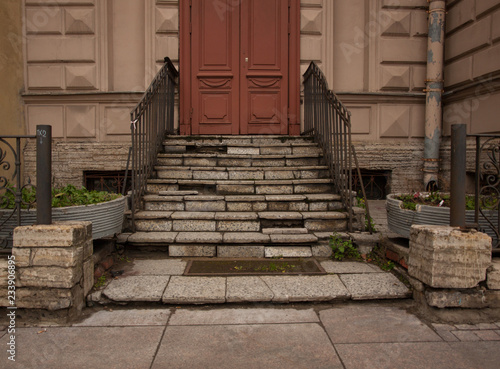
[443,0,500,135]
[0,1,25,182]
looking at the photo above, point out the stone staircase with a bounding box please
[121,135,365,257]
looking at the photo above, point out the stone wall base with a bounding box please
[4,221,95,321]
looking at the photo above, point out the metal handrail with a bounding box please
[303,61,354,231]
[130,57,178,230]
[470,134,500,252]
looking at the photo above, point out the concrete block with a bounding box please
[169,245,216,257]
[15,285,81,310]
[223,232,270,244]
[173,220,216,232]
[13,246,83,268]
[217,246,265,258]
[135,219,173,232]
[268,234,318,243]
[304,219,347,232]
[227,147,259,155]
[175,232,222,244]
[487,259,500,290]
[256,185,294,195]
[17,265,83,289]
[229,170,264,180]
[265,246,313,258]
[312,244,333,257]
[408,225,492,289]
[217,220,260,232]
[217,184,255,195]
[13,222,91,247]
[185,200,226,212]
[425,289,500,309]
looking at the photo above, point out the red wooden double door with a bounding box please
[180,0,300,135]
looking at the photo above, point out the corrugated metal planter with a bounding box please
[1,196,126,240]
[386,194,498,241]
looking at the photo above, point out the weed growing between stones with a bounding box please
[329,233,360,261]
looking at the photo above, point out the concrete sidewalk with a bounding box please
[2,303,500,368]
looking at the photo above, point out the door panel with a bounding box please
[191,0,239,134]
[190,0,290,135]
[240,0,289,134]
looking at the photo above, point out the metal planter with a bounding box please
[386,194,498,242]
[1,196,126,241]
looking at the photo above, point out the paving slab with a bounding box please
[152,323,343,369]
[169,307,319,325]
[320,260,381,274]
[261,275,350,302]
[103,276,170,302]
[0,327,163,369]
[262,228,308,234]
[162,276,226,304]
[335,342,474,369]
[226,276,274,302]
[268,234,318,243]
[448,342,500,369]
[339,273,411,300]
[74,309,171,326]
[123,259,187,276]
[319,305,441,344]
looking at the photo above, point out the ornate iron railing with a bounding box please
[129,57,178,230]
[471,134,500,252]
[0,135,36,249]
[303,62,356,231]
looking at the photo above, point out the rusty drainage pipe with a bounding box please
[423,0,446,191]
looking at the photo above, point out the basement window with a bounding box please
[84,170,130,195]
[352,170,390,200]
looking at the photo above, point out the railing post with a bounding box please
[36,125,52,225]
[450,124,466,228]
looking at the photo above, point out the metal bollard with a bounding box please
[450,124,466,228]
[36,125,52,225]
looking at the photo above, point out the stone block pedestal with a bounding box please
[8,221,94,315]
[408,225,491,289]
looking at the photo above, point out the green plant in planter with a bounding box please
[329,233,360,261]
[1,184,121,209]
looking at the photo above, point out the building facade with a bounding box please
[1,0,499,194]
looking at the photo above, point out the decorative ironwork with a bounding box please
[472,135,500,252]
[0,135,36,249]
[303,62,355,230]
[129,57,178,231]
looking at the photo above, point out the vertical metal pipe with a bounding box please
[36,125,52,225]
[450,124,466,227]
[15,138,22,226]
[424,0,446,190]
[474,136,480,225]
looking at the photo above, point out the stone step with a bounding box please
[132,210,348,233]
[156,153,324,167]
[164,143,322,155]
[164,135,315,147]
[124,231,319,246]
[146,178,335,195]
[142,193,343,212]
[154,165,330,181]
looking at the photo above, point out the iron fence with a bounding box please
[471,134,500,252]
[303,62,356,231]
[129,57,178,230]
[0,135,36,249]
